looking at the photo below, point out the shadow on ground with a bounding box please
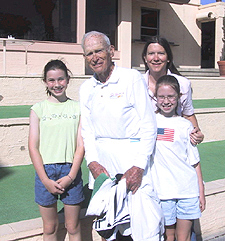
[0,164,15,180]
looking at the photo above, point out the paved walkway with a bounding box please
[0,209,101,241]
[208,235,225,241]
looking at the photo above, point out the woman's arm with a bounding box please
[28,110,64,194]
[178,74,204,144]
[194,162,206,212]
[183,114,204,144]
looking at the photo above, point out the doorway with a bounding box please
[201,21,215,68]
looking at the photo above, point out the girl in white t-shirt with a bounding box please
[152,75,206,241]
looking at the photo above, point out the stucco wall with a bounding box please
[1,76,225,106]
[190,77,225,99]
[0,41,85,76]
[197,179,225,240]
[195,108,225,142]
[0,76,86,106]
[0,118,30,167]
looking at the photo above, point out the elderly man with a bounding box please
[79,31,164,241]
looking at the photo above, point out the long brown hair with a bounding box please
[142,36,181,76]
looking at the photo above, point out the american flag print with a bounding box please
[157,128,175,142]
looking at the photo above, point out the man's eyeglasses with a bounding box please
[84,48,106,59]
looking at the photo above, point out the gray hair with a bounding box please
[81,31,111,51]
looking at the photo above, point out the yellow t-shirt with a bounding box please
[31,99,80,164]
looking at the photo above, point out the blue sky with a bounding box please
[201,0,225,4]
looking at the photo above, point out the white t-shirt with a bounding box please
[151,113,200,199]
[143,70,194,116]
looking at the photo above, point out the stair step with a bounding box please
[178,68,220,77]
[132,67,220,77]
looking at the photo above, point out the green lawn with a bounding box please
[0,99,225,119]
[0,105,32,119]
[0,140,225,225]
[0,161,90,226]
[198,141,225,182]
[193,99,225,109]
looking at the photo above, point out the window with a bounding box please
[141,8,159,41]
[86,0,118,48]
[0,0,77,43]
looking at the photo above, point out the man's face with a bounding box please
[83,35,114,77]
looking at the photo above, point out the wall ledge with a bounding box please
[0,118,29,127]
[195,107,225,114]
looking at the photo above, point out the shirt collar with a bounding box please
[91,62,118,87]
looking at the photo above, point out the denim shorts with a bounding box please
[161,197,201,226]
[35,163,84,206]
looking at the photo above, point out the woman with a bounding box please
[142,36,204,144]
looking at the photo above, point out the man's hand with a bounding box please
[88,161,110,179]
[190,127,204,145]
[122,166,144,194]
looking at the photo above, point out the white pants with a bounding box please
[88,138,164,240]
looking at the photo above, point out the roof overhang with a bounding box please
[160,0,190,4]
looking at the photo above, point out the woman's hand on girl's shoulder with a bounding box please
[190,127,204,145]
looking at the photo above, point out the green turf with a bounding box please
[0,140,225,225]
[0,161,89,225]
[1,100,225,119]
[198,140,225,182]
[0,165,39,225]
[193,99,225,109]
[0,105,32,119]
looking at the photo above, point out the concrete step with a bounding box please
[0,209,102,241]
[178,68,220,77]
[188,76,225,100]
[132,67,220,77]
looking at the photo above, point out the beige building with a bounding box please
[1,3,225,239]
[0,0,224,77]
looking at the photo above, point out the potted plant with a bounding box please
[217,17,225,76]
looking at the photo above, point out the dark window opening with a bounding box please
[86,0,118,48]
[141,8,159,41]
[0,0,77,43]
[201,21,215,68]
